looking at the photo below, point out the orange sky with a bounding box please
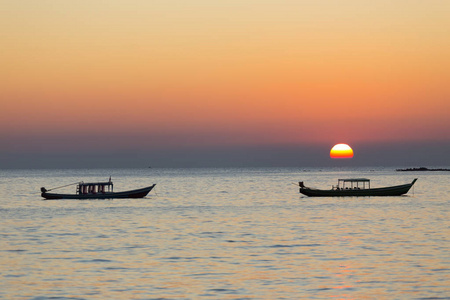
[1,1,450,154]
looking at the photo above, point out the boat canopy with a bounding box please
[337,178,370,189]
[79,181,113,186]
[338,178,370,182]
[77,180,113,195]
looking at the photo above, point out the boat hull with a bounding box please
[300,179,417,197]
[41,184,156,200]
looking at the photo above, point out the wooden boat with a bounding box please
[41,178,156,200]
[299,178,417,197]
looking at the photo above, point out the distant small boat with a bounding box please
[41,178,156,200]
[299,178,417,197]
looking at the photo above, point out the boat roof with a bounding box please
[79,181,113,186]
[338,178,370,182]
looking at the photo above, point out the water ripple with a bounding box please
[1,168,449,299]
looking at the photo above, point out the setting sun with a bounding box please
[330,143,354,159]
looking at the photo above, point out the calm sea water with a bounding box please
[1,167,449,299]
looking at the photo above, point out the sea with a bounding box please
[1,167,449,300]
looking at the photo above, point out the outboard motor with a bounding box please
[299,182,305,188]
[41,187,47,193]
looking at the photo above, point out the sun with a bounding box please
[330,143,354,159]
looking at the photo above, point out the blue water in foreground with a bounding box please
[1,167,449,299]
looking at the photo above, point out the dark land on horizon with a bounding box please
[396,167,450,172]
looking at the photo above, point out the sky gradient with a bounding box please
[1,1,449,168]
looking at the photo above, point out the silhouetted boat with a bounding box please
[41,178,156,200]
[299,178,417,197]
